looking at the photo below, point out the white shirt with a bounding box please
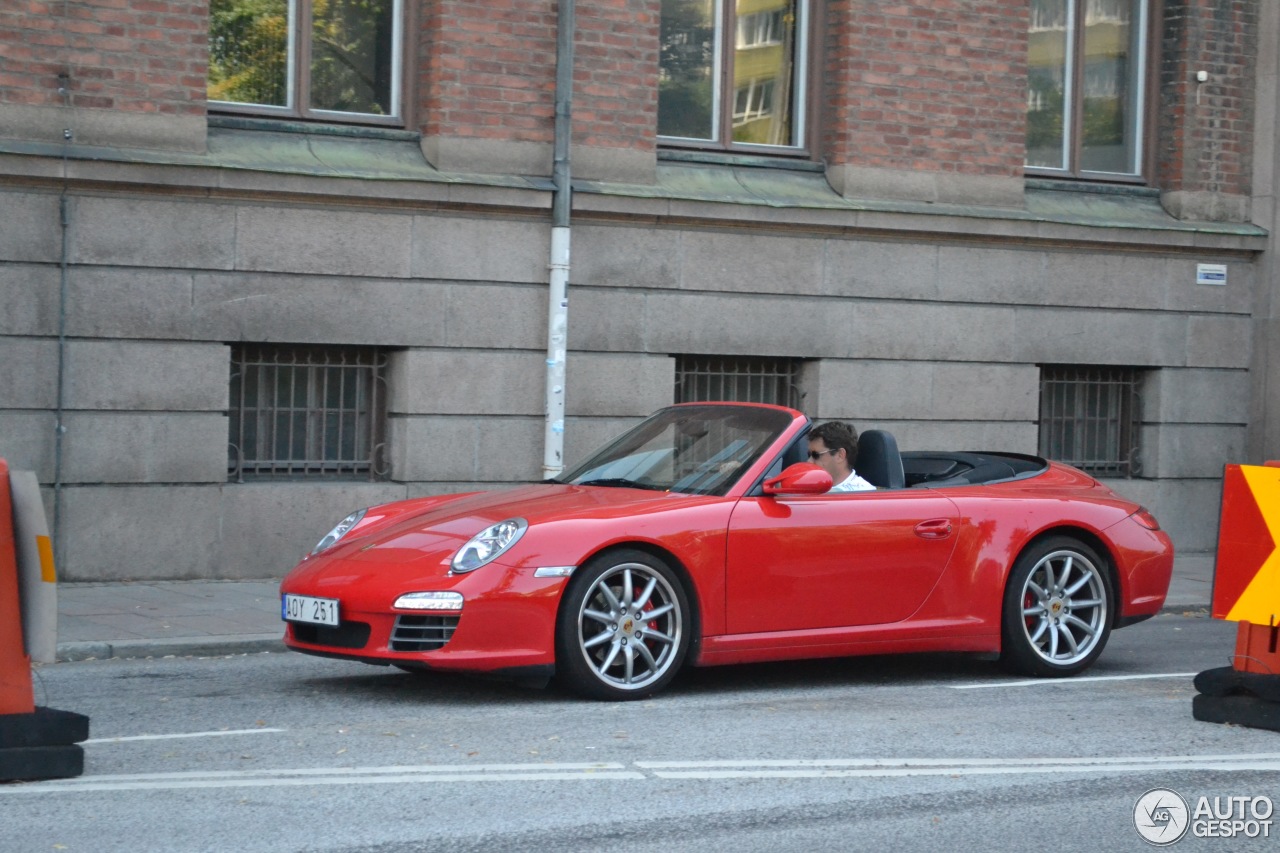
[830,470,876,492]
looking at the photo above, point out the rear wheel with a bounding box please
[555,550,691,700]
[1000,537,1113,677]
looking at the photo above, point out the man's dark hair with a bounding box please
[809,421,860,464]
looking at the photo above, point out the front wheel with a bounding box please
[555,550,691,700]
[1000,537,1113,677]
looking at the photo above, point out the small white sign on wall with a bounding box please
[1196,263,1227,286]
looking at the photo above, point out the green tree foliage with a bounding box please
[208,0,394,115]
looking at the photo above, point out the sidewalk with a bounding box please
[48,553,1218,663]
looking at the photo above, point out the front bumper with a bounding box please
[280,566,567,673]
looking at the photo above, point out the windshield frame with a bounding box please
[561,404,799,497]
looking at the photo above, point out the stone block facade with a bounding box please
[0,0,1275,581]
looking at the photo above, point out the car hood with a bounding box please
[286,484,712,586]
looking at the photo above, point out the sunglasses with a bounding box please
[808,449,836,460]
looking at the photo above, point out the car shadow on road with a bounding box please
[283,651,1008,707]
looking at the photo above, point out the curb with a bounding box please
[55,634,285,662]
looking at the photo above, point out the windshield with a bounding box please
[561,405,795,496]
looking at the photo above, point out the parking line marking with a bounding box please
[85,728,287,745]
[0,763,642,794]
[636,754,1280,778]
[4,755,1278,794]
[948,672,1197,689]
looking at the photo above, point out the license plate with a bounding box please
[282,594,340,626]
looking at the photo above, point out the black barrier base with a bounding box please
[1193,666,1280,733]
[0,744,83,781]
[0,706,90,781]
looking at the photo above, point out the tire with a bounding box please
[555,549,691,700]
[1000,536,1113,677]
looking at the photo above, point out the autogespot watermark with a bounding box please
[1134,788,1274,845]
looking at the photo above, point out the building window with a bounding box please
[675,355,803,408]
[1038,365,1142,477]
[659,0,809,150]
[208,0,403,123]
[1026,0,1149,179]
[228,345,388,481]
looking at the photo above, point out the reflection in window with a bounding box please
[1026,0,1147,177]
[209,0,402,121]
[659,0,806,149]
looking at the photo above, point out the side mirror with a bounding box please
[763,463,833,496]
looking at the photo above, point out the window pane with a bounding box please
[731,0,796,146]
[1079,0,1138,173]
[208,0,291,107]
[659,0,717,139]
[1026,0,1069,169]
[310,0,396,115]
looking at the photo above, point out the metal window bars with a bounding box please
[674,356,803,408]
[1038,365,1142,478]
[228,344,388,481]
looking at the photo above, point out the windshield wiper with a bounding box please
[574,478,665,491]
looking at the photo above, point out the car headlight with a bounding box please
[451,518,528,573]
[310,509,367,556]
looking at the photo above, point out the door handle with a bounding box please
[914,519,953,539]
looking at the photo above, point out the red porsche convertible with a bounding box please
[280,403,1173,700]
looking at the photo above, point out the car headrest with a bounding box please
[856,429,905,490]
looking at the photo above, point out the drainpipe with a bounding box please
[543,0,574,479]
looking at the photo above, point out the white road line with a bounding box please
[948,672,1198,689]
[637,754,1280,779]
[4,755,1278,794]
[85,728,287,744]
[0,763,640,795]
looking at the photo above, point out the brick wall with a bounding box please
[418,0,657,156]
[417,0,557,144]
[1158,0,1257,203]
[574,0,658,154]
[0,1,206,116]
[822,0,1027,179]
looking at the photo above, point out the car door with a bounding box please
[725,489,961,634]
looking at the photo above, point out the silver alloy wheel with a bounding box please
[575,561,683,691]
[1018,548,1109,666]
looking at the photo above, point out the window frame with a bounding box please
[228,343,390,482]
[1024,0,1159,183]
[1037,364,1144,478]
[674,355,804,408]
[658,0,816,157]
[207,0,411,128]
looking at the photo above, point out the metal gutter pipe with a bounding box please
[543,0,574,479]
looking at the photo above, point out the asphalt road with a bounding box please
[5,612,1278,853]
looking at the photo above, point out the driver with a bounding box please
[807,421,875,492]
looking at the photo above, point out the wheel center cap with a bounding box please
[621,618,634,633]
[1049,599,1064,616]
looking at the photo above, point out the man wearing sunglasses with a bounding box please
[807,421,875,492]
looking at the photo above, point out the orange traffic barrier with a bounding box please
[0,457,35,715]
[1194,463,1280,731]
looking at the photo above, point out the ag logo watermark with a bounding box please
[1135,788,1190,845]
[1135,788,1274,845]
